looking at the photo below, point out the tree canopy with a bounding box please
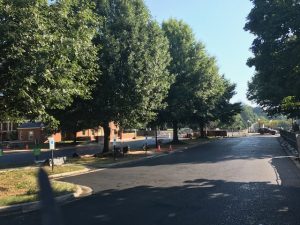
[245,0,300,118]
[0,0,98,127]
[86,0,173,151]
[160,19,240,140]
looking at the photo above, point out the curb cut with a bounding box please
[0,184,93,216]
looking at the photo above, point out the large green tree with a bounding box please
[0,0,98,127]
[245,0,300,117]
[90,0,172,152]
[161,19,203,142]
[161,19,239,141]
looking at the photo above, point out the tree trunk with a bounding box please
[200,124,205,138]
[155,126,158,148]
[173,121,179,143]
[73,131,77,144]
[103,121,111,153]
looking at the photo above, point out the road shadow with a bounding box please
[3,178,300,225]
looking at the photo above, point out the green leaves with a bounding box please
[160,19,239,131]
[245,0,300,117]
[90,0,172,129]
[0,0,98,127]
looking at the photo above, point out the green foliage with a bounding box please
[245,0,300,117]
[0,0,98,127]
[161,19,199,124]
[209,78,241,126]
[225,105,291,130]
[90,0,172,128]
[160,19,240,138]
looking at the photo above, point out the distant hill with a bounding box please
[227,105,290,130]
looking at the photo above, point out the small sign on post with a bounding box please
[0,146,3,157]
[49,137,55,150]
[48,137,55,171]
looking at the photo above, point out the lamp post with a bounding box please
[258,118,261,129]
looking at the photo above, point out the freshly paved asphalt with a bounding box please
[2,135,300,225]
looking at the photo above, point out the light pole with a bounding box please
[258,118,261,129]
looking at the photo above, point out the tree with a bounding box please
[161,19,205,142]
[90,0,172,152]
[0,0,98,128]
[212,79,241,128]
[161,19,240,140]
[245,0,300,117]
[52,97,96,143]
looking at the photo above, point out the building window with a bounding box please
[92,129,95,135]
[28,131,34,141]
[82,130,86,135]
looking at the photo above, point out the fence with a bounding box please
[280,130,298,149]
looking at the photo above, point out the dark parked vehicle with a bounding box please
[258,127,276,135]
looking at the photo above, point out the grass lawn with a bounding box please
[0,164,85,207]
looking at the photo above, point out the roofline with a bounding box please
[17,127,44,130]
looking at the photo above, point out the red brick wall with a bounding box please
[18,128,45,143]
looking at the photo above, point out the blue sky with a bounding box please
[144,0,255,105]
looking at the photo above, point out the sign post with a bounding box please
[48,137,55,171]
[113,134,117,160]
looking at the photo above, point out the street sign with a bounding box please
[49,137,55,150]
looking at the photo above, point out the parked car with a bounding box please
[258,127,276,135]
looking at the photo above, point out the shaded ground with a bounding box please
[1,135,300,225]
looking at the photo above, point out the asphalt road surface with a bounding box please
[2,135,300,225]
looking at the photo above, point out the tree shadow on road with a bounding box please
[3,178,300,225]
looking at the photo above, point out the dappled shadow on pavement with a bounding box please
[2,178,300,225]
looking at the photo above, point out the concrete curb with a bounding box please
[0,139,214,216]
[48,168,91,179]
[64,139,215,176]
[0,184,93,216]
[278,137,300,169]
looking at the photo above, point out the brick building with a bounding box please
[17,122,124,143]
